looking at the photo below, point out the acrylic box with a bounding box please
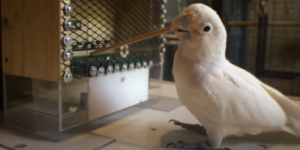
[3,66,163,141]
[1,0,167,141]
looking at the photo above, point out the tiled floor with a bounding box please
[1,81,300,150]
[93,105,300,150]
[0,127,115,150]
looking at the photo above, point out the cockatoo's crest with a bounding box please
[171,3,227,65]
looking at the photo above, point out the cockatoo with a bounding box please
[166,3,300,150]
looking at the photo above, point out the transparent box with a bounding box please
[2,0,167,143]
[3,74,89,141]
[3,61,163,142]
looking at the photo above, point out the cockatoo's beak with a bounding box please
[171,13,190,33]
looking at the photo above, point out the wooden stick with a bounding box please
[90,26,172,56]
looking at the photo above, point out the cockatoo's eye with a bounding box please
[203,25,211,32]
[199,23,213,34]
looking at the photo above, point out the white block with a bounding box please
[88,68,150,121]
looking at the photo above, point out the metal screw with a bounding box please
[63,49,73,61]
[160,54,164,62]
[63,71,73,83]
[63,35,73,46]
[161,8,167,14]
[98,67,105,75]
[160,37,167,43]
[67,21,72,27]
[143,61,148,68]
[149,60,153,67]
[64,4,73,16]
[122,64,127,71]
[90,66,98,77]
[161,18,167,24]
[129,63,135,70]
[136,62,141,69]
[160,47,166,53]
[64,19,73,30]
[107,65,113,74]
[115,64,120,73]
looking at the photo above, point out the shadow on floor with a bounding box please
[160,129,300,149]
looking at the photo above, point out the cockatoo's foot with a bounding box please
[166,141,230,150]
[169,119,207,136]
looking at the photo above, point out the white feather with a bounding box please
[171,3,300,148]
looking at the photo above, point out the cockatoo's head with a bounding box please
[171,3,227,63]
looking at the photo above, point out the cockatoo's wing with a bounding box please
[199,63,289,129]
[261,83,300,121]
[232,64,300,121]
[232,64,300,135]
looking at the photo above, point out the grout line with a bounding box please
[97,139,116,150]
[0,144,15,150]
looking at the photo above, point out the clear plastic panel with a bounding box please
[61,78,88,132]
[3,74,89,141]
[4,74,61,141]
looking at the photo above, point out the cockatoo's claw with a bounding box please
[168,119,207,136]
[166,142,175,148]
[168,119,179,124]
[177,141,184,144]
[166,141,231,150]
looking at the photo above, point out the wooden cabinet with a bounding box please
[1,0,61,81]
[1,0,166,82]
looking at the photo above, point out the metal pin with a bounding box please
[107,65,114,74]
[63,71,73,83]
[122,64,128,71]
[98,67,105,75]
[149,60,153,67]
[63,49,73,61]
[129,63,135,70]
[160,46,166,53]
[64,4,73,16]
[90,66,98,76]
[136,62,141,69]
[114,64,120,73]
[64,19,73,30]
[160,37,167,43]
[63,35,73,46]
[161,7,167,14]
[143,61,148,68]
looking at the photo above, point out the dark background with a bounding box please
[0,1,3,112]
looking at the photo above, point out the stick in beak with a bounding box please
[90,26,172,56]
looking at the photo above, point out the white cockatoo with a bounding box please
[166,3,300,150]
